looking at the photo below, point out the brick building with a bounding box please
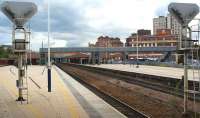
[126,29,178,47]
[94,36,124,47]
[137,29,151,36]
[88,36,124,63]
[126,29,178,58]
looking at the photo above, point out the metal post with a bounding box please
[91,52,93,64]
[17,54,23,100]
[106,40,108,64]
[15,27,26,101]
[0,1,38,103]
[183,27,191,115]
[28,24,32,65]
[183,51,188,114]
[30,44,32,65]
[167,2,200,115]
[136,34,139,68]
[47,0,51,92]
[93,52,96,64]
[198,20,200,91]
[80,58,82,64]
[123,52,126,65]
[98,52,101,65]
[41,41,44,65]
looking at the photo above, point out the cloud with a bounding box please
[30,0,91,33]
[0,0,200,51]
[0,26,12,45]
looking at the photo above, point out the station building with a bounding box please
[40,36,125,65]
[40,33,178,65]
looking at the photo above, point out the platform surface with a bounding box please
[0,65,126,118]
[89,64,200,81]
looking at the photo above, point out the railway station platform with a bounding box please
[0,65,126,118]
[89,64,200,81]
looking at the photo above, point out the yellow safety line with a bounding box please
[1,74,44,118]
[53,68,80,118]
[25,105,43,118]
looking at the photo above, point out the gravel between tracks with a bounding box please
[57,63,200,118]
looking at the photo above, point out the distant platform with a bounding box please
[88,64,200,82]
[0,65,125,118]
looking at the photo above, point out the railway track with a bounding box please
[63,63,200,102]
[56,63,200,117]
[56,63,150,118]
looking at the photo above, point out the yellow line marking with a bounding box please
[25,105,43,118]
[53,68,80,118]
[1,72,44,118]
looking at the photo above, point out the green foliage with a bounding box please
[0,47,12,58]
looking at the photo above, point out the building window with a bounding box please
[149,43,151,47]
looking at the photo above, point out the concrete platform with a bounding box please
[0,65,126,118]
[88,64,200,81]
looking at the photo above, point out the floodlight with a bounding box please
[1,1,37,27]
[168,3,199,27]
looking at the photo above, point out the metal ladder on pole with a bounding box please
[190,21,200,118]
[18,61,29,104]
[191,48,200,118]
[17,65,29,104]
[23,60,29,104]
[21,28,30,104]
[20,24,31,104]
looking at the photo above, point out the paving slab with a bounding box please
[54,66,126,118]
[89,64,200,81]
[0,65,126,118]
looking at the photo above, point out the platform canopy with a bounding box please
[1,1,37,27]
[168,3,199,27]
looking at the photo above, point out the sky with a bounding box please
[0,0,200,51]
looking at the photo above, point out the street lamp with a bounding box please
[47,0,51,92]
[1,1,37,102]
[168,2,199,115]
[136,34,139,68]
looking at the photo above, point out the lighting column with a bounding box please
[47,0,51,92]
[136,34,139,68]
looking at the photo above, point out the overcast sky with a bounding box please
[0,0,200,51]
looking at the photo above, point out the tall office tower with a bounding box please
[153,15,185,36]
[167,14,182,35]
[153,16,167,35]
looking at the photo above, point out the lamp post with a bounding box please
[136,34,139,68]
[168,2,199,115]
[1,1,37,101]
[47,0,51,92]
[106,39,108,64]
